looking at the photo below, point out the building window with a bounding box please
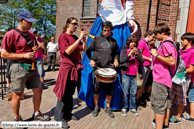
[83,0,91,17]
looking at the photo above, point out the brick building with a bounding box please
[56,0,193,43]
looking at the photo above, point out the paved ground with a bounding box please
[0,66,194,129]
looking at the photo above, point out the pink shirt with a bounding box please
[35,37,44,58]
[152,37,177,88]
[1,29,35,63]
[125,49,138,76]
[138,38,151,66]
[179,47,194,82]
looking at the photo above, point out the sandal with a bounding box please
[169,116,181,125]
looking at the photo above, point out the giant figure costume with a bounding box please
[78,0,135,110]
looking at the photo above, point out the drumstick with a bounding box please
[96,67,108,73]
[109,63,120,67]
[88,63,108,72]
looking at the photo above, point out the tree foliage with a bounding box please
[0,0,56,44]
[22,0,56,43]
[0,0,24,31]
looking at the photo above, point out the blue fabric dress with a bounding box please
[78,17,131,110]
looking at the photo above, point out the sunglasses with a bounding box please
[70,23,79,26]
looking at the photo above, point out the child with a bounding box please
[180,33,194,123]
[150,23,177,129]
[169,33,194,124]
[119,35,144,117]
[136,30,155,109]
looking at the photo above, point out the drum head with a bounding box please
[96,68,117,77]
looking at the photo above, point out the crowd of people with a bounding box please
[1,1,194,129]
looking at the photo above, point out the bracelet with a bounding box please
[156,54,159,58]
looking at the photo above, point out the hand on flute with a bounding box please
[23,52,35,60]
[150,49,158,57]
[78,29,88,40]
[32,46,39,53]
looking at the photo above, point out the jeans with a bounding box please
[189,87,194,103]
[36,58,45,77]
[48,52,56,70]
[54,71,78,121]
[121,74,137,109]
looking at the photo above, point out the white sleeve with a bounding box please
[125,0,134,20]
[98,0,126,26]
[47,43,49,49]
[57,43,59,49]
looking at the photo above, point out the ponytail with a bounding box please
[62,26,67,33]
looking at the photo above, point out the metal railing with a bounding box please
[0,53,7,100]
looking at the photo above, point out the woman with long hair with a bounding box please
[119,35,144,117]
[53,17,87,128]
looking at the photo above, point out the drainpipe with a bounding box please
[155,0,160,26]
[147,0,152,31]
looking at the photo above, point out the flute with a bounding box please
[77,30,96,39]
[31,42,36,70]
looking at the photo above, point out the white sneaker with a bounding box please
[121,109,127,117]
[130,109,138,116]
[151,119,156,128]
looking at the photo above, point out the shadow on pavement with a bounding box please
[44,79,56,86]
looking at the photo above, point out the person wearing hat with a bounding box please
[33,30,48,89]
[0,11,50,121]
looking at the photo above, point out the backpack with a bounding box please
[162,40,188,85]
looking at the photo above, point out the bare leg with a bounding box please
[176,104,184,118]
[32,88,42,112]
[190,103,194,118]
[136,89,141,99]
[146,85,152,93]
[93,94,99,106]
[106,95,112,107]
[155,113,165,129]
[140,86,145,97]
[11,92,24,117]
[164,108,170,126]
[40,77,44,83]
[6,78,11,87]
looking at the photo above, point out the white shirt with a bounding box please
[98,0,134,26]
[47,42,58,52]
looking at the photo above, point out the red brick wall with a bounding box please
[133,0,150,39]
[56,0,83,41]
[149,0,159,30]
[56,0,181,42]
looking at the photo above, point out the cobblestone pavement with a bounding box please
[0,66,194,129]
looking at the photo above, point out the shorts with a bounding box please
[188,83,194,103]
[170,82,190,106]
[6,59,12,79]
[150,81,171,115]
[141,66,151,88]
[92,70,114,96]
[10,64,41,92]
[36,58,45,77]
